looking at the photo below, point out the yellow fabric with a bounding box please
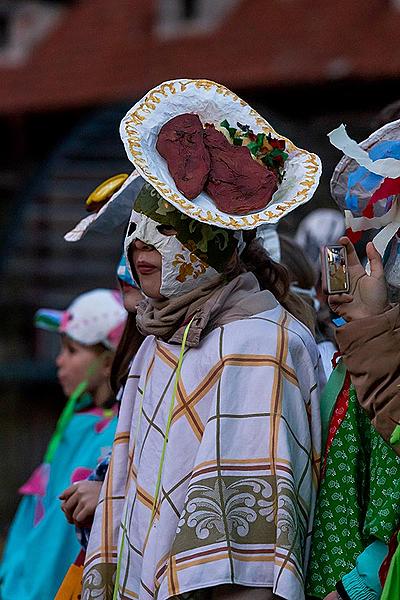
[54,563,83,600]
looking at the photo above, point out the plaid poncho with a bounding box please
[83,305,323,600]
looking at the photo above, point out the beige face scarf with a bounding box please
[136,272,278,347]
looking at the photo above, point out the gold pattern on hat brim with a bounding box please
[330,119,400,213]
[119,79,322,231]
[65,171,144,242]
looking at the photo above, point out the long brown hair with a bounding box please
[279,234,338,343]
[110,312,145,394]
[279,235,316,290]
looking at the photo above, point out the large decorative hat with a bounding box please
[329,120,400,284]
[66,79,321,244]
[119,78,321,230]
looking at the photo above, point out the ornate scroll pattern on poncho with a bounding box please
[172,475,303,568]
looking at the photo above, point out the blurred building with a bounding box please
[0,0,399,530]
[0,0,400,111]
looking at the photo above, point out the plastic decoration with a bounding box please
[86,174,129,213]
[220,119,288,181]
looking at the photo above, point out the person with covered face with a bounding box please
[80,79,323,600]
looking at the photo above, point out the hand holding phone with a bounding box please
[326,237,390,321]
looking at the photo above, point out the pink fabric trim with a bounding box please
[81,405,117,417]
[112,289,124,305]
[33,499,45,526]
[83,407,107,417]
[80,404,117,432]
[19,463,51,526]
[19,463,50,497]
[71,467,92,484]
[107,321,125,348]
[95,417,113,433]
[59,310,71,332]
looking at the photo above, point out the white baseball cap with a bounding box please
[34,289,127,350]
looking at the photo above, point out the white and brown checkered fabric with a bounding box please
[83,306,322,600]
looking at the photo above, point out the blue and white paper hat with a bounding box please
[329,120,400,282]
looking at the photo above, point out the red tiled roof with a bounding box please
[1,0,400,114]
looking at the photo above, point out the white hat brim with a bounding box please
[120,79,322,230]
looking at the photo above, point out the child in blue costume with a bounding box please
[0,288,127,600]
[53,256,144,600]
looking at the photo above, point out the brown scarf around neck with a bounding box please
[136,272,278,347]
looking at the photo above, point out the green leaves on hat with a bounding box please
[134,183,238,272]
